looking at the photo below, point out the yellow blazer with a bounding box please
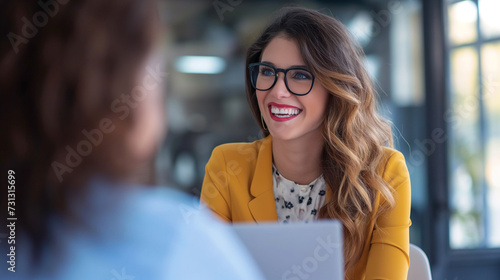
[201,136,411,280]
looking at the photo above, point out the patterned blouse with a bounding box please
[272,165,327,223]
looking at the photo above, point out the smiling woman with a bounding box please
[201,6,412,279]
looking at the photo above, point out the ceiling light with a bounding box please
[174,56,226,74]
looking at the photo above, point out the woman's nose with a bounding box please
[269,74,292,98]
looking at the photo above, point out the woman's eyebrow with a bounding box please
[261,61,308,68]
[260,60,275,66]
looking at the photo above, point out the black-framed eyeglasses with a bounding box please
[248,62,315,96]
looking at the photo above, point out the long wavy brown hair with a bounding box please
[245,7,395,271]
[0,0,160,259]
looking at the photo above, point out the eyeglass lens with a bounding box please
[250,64,313,95]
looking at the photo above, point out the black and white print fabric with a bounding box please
[272,165,327,223]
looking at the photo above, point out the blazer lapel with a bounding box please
[248,136,278,222]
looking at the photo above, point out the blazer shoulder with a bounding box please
[379,147,406,166]
[212,137,269,163]
[378,146,410,185]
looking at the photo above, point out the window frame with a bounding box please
[422,0,500,278]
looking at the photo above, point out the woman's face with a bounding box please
[257,36,329,143]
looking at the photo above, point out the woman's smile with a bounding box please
[268,102,302,121]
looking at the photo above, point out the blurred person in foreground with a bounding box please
[0,0,263,279]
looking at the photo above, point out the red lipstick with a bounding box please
[267,102,302,122]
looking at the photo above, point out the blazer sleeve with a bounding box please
[200,146,232,222]
[365,151,412,280]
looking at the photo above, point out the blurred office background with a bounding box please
[154,0,500,278]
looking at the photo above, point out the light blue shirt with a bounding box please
[1,177,264,280]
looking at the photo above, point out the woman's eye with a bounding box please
[260,67,275,76]
[291,70,312,80]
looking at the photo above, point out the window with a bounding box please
[446,0,500,249]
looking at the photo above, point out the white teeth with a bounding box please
[270,106,300,117]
